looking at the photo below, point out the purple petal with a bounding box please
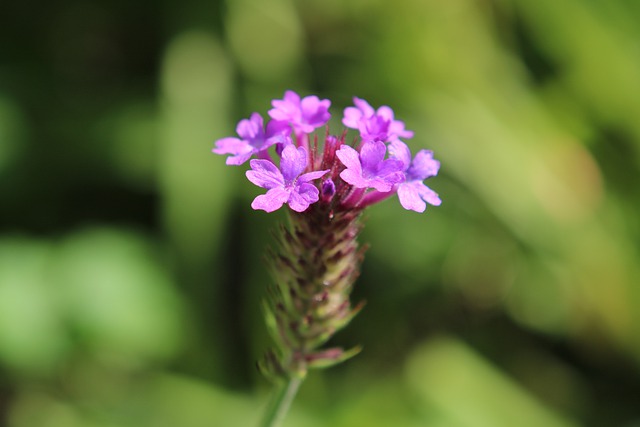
[269,91,301,121]
[251,187,290,212]
[376,106,414,140]
[283,90,300,104]
[274,136,293,157]
[408,150,440,180]
[246,159,284,189]
[376,106,394,120]
[265,119,291,138]
[359,141,386,173]
[268,105,291,121]
[359,115,391,142]
[389,121,414,139]
[226,151,254,166]
[368,177,397,192]
[376,158,405,178]
[343,97,375,129]
[272,137,293,157]
[398,182,427,213]
[342,106,363,128]
[335,145,362,173]
[398,181,441,212]
[236,113,264,140]
[301,96,330,120]
[212,137,251,156]
[371,168,404,191]
[418,183,442,206]
[288,182,319,212]
[298,169,330,183]
[340,168,368,188]
[353,97,375,117]
[388,140,412,169]
[259,135,284,151]
[280,145,307,183]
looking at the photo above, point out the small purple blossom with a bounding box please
[320,178,336,202]
[342,97,414,142]
[246,145,329,213]
[336,140,405,192]
[213,113,290,165]
[268,90,331,134]
[389,140,441,212]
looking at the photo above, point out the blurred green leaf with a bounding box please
[0,238,70,375]
[405,337,580,427]
[53,228,185,367]
[159,30,235,266]
[225,0,303,82]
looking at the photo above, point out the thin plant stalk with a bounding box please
[260,376,304,427]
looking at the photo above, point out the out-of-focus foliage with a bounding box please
[1,0,639,426]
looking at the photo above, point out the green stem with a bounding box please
[260,376,304,427]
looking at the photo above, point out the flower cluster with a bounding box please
[212,91,441,382]
[213,90,441,214]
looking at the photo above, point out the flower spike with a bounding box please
[211,92,441,427]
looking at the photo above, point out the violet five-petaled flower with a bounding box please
[213,113,290,165]
[268,90,331,134]
[389,140,442,213]
[246,145,329,213]
[336,141,404,192]
[342,97,414,143]
[212,90,441,214]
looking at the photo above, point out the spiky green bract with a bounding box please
[259,199,367,381]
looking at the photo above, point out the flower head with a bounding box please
[213,113,290,165]
[213,93,440,215]
[342,97,413,143]
[269,90,331,134]
[246,145,329,212]
[389,140,441,212]
[336,140,405,192]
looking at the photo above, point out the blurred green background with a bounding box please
[1,0,640,426]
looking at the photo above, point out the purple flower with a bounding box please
[389,140,441,213]
[213,113,290,165]
[342,97,413,142]
[336,140,405,192]
[268,90,331,134]
[246,145,329,212]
